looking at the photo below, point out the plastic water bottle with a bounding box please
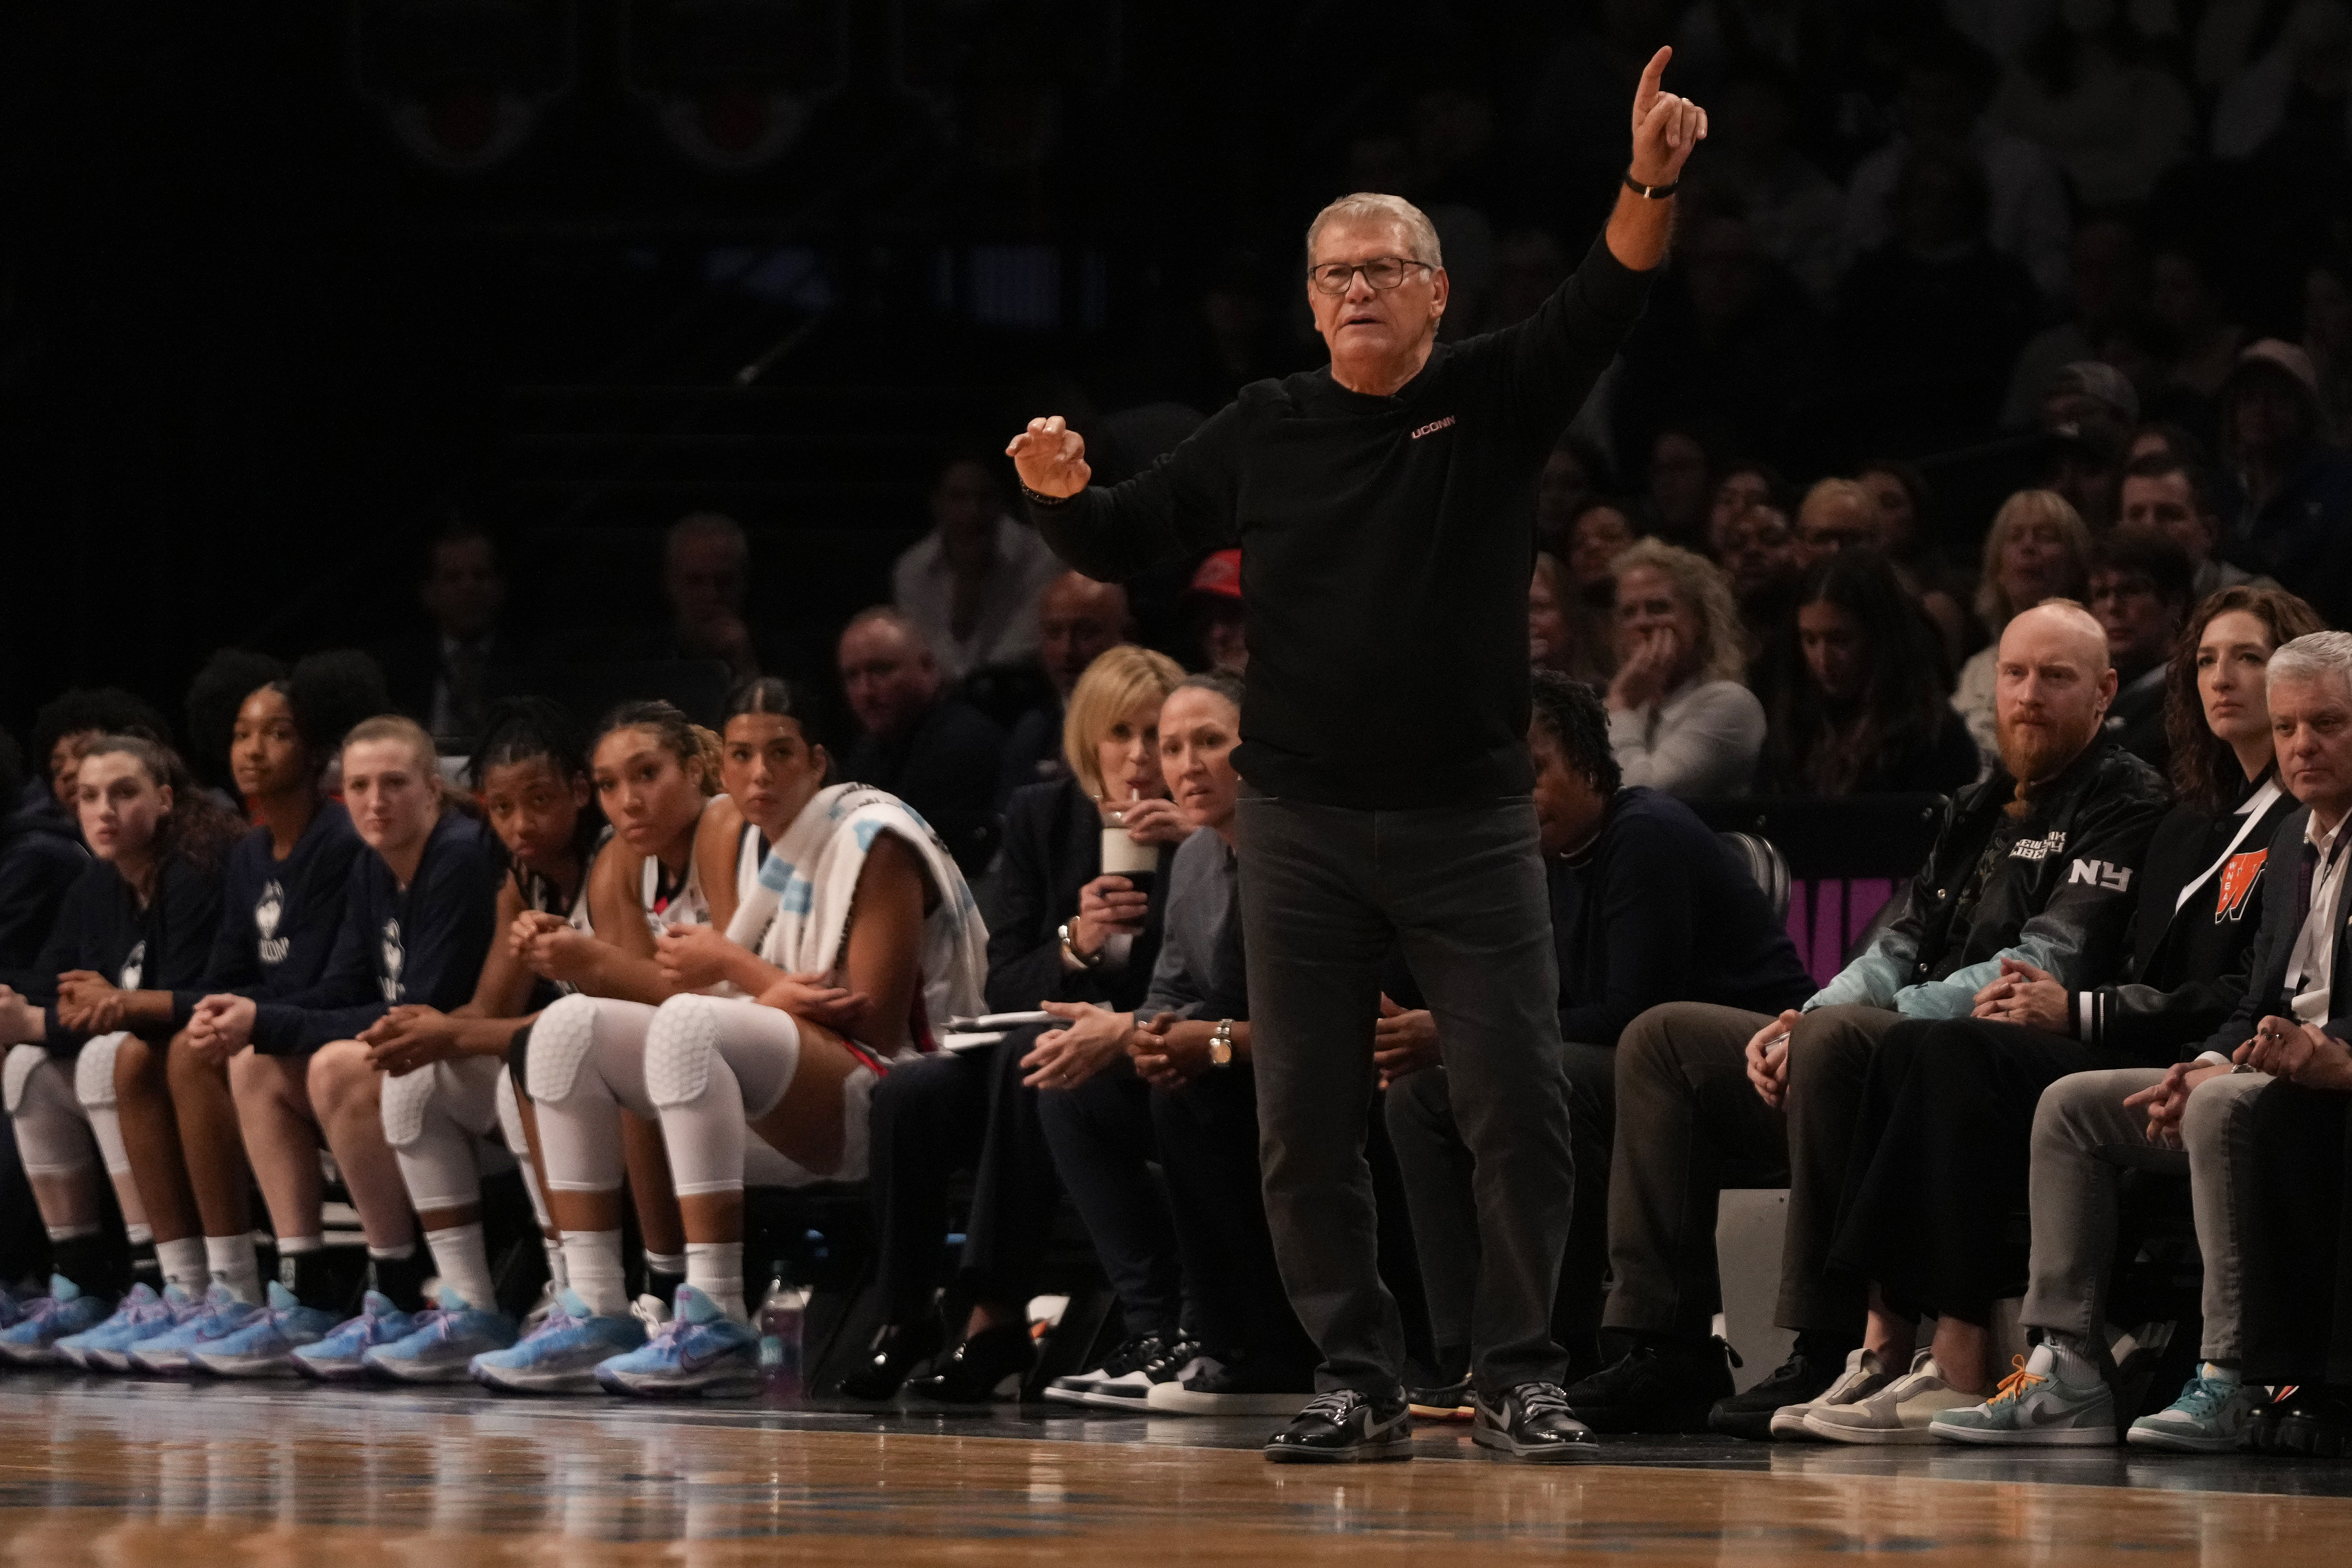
[757,1263,806,1406]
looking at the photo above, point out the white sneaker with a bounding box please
[1802,1350,1975,1444]
[1770,1347,1896,1441]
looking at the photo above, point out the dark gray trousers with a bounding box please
[1384,1042,1616,1376]
[1237,792,1574,1398]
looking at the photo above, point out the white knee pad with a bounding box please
[2,1043,46,1116]
[379,1062,439,1150]
[645,995,728,1111]
[527,994,604,1105]
[73,1032,128,1111]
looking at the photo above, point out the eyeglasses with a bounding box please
[1307,256,1434,295]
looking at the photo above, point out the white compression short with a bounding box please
[643,993,877,1197]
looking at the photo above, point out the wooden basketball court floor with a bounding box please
[2,1372,2349,1565]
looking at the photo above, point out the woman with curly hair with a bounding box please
[60,652,386,1369]
[1604,538,1765,797]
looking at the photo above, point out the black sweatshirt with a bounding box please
[26,856,225,1058]
[250,810,504,1056]
[0,803,88,980]
[173,802,367,1023]
[1549,787,1814,1046]
[1032,238,1652,809]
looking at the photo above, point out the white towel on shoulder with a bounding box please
[723,783,987,1048]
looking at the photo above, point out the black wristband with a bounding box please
[1622,171,1679,200]
[1021,482,1077,508]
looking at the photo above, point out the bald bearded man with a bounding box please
[1569,602,2169,1439]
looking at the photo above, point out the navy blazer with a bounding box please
[2194,804,2352,1058]
[983,777,1174,1017]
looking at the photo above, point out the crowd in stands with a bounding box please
[2,0,2352,1464]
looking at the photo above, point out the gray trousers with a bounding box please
[1383,1042,1616,1370]
[2022,1067,2273,1361]
[1237,792,1574,1398]
[1605,1001,1901,1338]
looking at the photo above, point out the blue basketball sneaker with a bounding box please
[0,1277,113,1365]
[0,1283,26,1330]
[128,1283,263,1374]
[189,1282,341,1378]
[594,1285,760,1398]
[58,1283,191,1371]
[472,1288,647,1395]
[363,1289,519,1383]
[292,1292,416,1380]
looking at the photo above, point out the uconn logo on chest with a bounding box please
[119,940,147,991]
[379,918,406,1002]
[255,880,289,966]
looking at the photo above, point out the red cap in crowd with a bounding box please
[1188,548,1242,601]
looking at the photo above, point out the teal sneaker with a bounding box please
[593,1285,760,1398]
[0,1284,26,1330]
[128,1283,263,1374]
[472,1289,647,1395]
[292,1292,416,1381]
[0,1277,114,1365]
[362,1289,519,1383]
[189,1283,341,1378]
[59,1284,197,1372]
[1930,1346,2116,1446]
[2128,1364,2264,1453]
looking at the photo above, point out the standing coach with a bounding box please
[1008,50,1706,1464]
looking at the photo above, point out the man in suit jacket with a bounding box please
[2000,631,2352,1455]
[375,524,520,745]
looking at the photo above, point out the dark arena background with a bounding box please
[3,2,2352,1563]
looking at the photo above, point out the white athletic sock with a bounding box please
[155,1237,208,1295]
[564,1230,626,1318]
[205,1234,263,1304]
[543,1237,569,1289]
[645,1248,686,1282]
[423,1222,497,1312]
[124,1222,154,1246]
[278,1234,323,1255]
[685,1241,745,1322]
[2202,1361,2241,1385]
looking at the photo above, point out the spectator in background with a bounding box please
[1844,35,2073,302]
[1691,67,1844,306]
[997,572,1134,801]
[836,608,1006,877]
[1566,498,1639,600]
[1856,457,1969,661]
[1837,144,2042,452]
[619,511,805,685]
[1759,550,1978,797]
[2038,361,2140,533]
[1530,553,1615,688]
[1605,539,1765,798]
[0,732,85,985]
[2220,339,2352,629]
[1793,478,1876,567]
[1645,427,1723,552]
[2089,530,2198,774]
[1706,460,1786,559]
[1995,8,2197,207]
[2119,451,2257,602]
[2003,219,2150,430]
[2210,0,2352,162]
[2150,242,2250,411]
[894,455,1065,682]
[2129,420,2215,467]
[375,523,514,745]
[2306,251,2352,445]
[1955,490,2096,761]
[24,689,171,833]
[1184,550,1248,675]
[1534,432,1607,560]
[1386,672,1813,1402]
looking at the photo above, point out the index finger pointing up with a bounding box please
[1636,45,1671,108]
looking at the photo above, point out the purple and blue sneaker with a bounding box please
[0,1277,114,1365]
[291,1291,418,1380]
[472,1288,646,1395]
[363,1289,519,1383]
[594,1285,760,1398]
[189,1282,342,1378]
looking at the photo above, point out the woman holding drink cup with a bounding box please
[841,645,1190,1401]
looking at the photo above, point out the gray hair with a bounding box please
[2269,631,2352,698]
[1305,193,1443,269]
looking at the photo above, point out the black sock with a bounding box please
[371,1247,430,1313]
[50,1232,120,1296]
[287,1248,341,1311]
[647,1267,685,1307]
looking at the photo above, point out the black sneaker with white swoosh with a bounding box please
[1473,1382,1597,1460]
[1262,1389,1415,1463]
